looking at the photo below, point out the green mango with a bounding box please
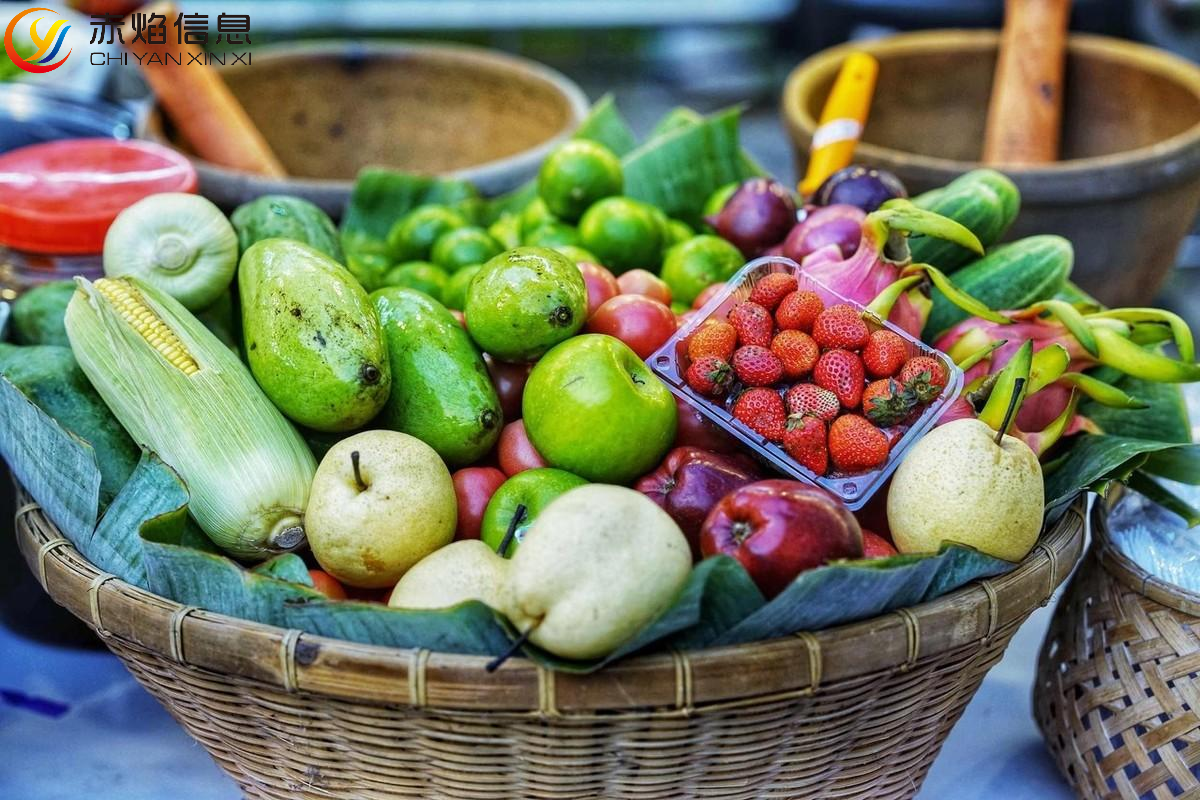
[0,343,139,509]
[465,247,587,362]
[371,287,502,467]
[11,281,75,346]
[239,239,391,432]
[443,264,482,311]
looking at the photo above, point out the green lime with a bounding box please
[660,235,744,305]
[381,261,450,303]
[665,218,694,248]
[537,140,624,222]
[386,205,468,262]
[552,244,600,264]
[431,226,502,272]
[488,214,522,250]
[443,263,483,310]
[702,182,739,220]
[345,251,391,292]
[578,196,664,274]
[519,198,557,238]
[523,221,582,249]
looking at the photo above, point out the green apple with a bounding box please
[480,468,587,557]
[522,334,677,484]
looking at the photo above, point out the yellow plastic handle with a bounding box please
[800,52,879,197]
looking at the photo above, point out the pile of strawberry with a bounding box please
[682,272,949,476]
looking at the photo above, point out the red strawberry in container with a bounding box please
[732,387,786,442]
[783,414,828,475]
[728,300,774,347]
[686,320,737,362]
[861,379,917,427]
[685,356,733,397]
[828,415,889,472]
[812,304,870,351]
[898,355,950,403]
[784,384,840,422]
[748,272,798,311]
[770,330,819,380]
[776,290,824,332]
[862,329,908,378]
[813,349,865,408]
[732,345,783,387]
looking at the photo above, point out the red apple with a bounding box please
[485,354,532,422]
[618,269,672,305]
[498,419,548,476]
[674,395,740,453]
[578,261,620,317]
[861,529,898,559]
[692,282,726,310]
[635,447,763,558]
[586,294,676,359]
[700,479,862,598]
[308,570,348,600]
[452,466,507,540]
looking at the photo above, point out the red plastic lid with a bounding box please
[0,138,198,255]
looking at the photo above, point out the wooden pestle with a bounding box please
[121,1,286,176]
[982,0,1073,165]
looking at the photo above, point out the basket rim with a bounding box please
[14,484,1085,714]
[1092,499,1200,616]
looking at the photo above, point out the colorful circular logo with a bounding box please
[5,7,73,74]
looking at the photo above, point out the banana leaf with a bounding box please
[340,170,480,259]
[283,599,514,656]
[252,553,314,586]
[1044,433,1200,517]
[1082,370,1192,444]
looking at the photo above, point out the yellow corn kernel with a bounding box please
[94,278,200,375]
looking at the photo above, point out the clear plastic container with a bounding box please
[648,255,963,510]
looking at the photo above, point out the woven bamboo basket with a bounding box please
[1036,500,1200,799]
[15,484,1084,800]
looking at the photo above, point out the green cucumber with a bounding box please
[923,235,1073,339]
[11,281,75,346]
[231,195,343,262]
[909,169,1020,272]
[0,343,139,509]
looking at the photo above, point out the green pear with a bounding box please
[388,540,512,614]
[508,484,692,660]
[306,430,456,588]
[887,418,1044,562]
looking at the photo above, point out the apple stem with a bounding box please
[995,377,1027,446]
[486,622,540,673]
[497,504,526,557]
[350,450,366,492]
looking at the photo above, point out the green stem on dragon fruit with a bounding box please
[485,620,541,673]
[497,504,527,557]
[1087,308,1195,362]
[955,339,1008,372]
[906,263,1010,325]
[1057,372,1147,408]
[1092,326,1200,383]
[1030,300,1098,357]
[1028,344,1071,395]
[979,340,1033,434]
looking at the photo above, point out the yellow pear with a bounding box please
[888,418,1044,562]
[388,540,513,614]
[306,430,456,588]
[508,484,692,660]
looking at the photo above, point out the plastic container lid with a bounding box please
[0,138,197,255]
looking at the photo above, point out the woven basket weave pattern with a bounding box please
[15,489,1085,799]
[1037,503,1200,800]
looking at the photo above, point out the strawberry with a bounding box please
[728,301,774,347]
[861,379,917,427]
[813,349,865,408]
[686,320,737,362]
[732,345,784,387]
[732,387,786,442]
[898,355,950,403]
[783,414,828,475]
[749,272,799,311]
[770,330,819,380]
[812,304,870,350]
[775,290,824,332]
[685,356,732,397]
[862,329,908,378]
[783,384,840,422]
[828,414,890,472]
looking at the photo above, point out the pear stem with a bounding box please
[497,504,526,557]
[350,451,366,492]
[486,622,539,673]
[994,377,1026,446]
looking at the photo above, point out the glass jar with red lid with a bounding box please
[0,138,197,300]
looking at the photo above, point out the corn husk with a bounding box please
[65,276,316,559]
